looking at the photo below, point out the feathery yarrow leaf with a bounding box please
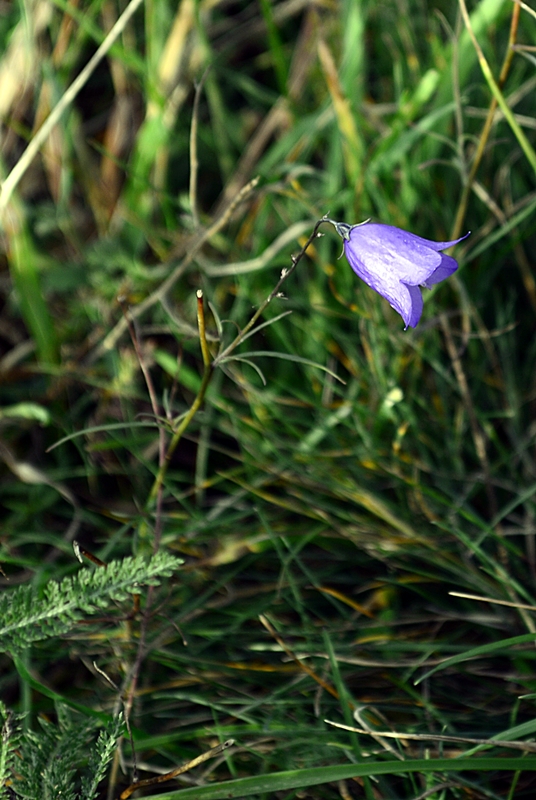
[0,701,24,800]
[0,552,182,653]
[79,714,124,800]
[13,705,111,800]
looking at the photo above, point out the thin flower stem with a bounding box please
[146,217,324,512]
[213,216,325,366]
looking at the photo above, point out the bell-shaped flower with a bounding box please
[326,219,470,329]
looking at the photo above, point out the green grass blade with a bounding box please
[140,757,536,799]
[416,633,536,685]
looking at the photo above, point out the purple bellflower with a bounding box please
[326,219,470,329]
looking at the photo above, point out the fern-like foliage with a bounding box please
[79,714,125,800]
[0,701,23,800]
[0,552,182,653]
[15,714,88,800]
[5,704,124,800]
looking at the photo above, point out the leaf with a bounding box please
[0,553,183,652]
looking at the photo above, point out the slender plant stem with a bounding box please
[214,216,325,366]
[146,217,324,511]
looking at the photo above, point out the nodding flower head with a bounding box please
[326,219,470,329]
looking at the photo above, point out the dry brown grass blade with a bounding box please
[0,0,145,222]
[317,36,362,183]
[118,739,235,799]
[325,719,536,754]
[450,591,536,611]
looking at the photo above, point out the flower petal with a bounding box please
[404,231,471,252]
[421,253,459,288]
[343,245,424,328]
[330,219,470,328]
[390,283,423,329]
[346,224,442,286]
